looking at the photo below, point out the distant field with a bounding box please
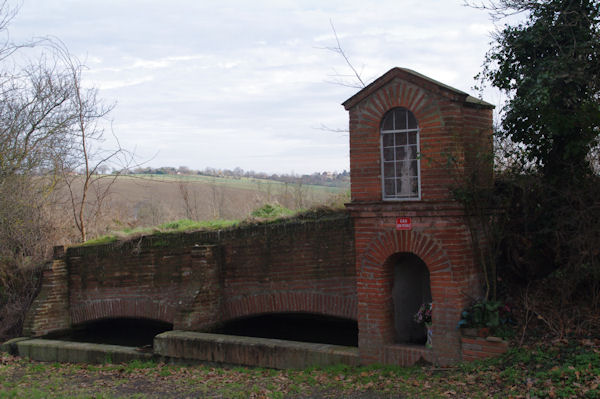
[125,174,343,195]
[57,174,349,242]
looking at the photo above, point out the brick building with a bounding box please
[344,67,494,365]
[22,67,504,368]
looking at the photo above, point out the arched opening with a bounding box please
[390,253,431,344]
[212,313,358,347]
[44,318,173,347]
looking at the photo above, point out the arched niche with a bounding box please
[389,252,432,344]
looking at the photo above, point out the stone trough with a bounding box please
[1,331,359,369]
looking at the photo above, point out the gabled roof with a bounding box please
[342,67,494,110]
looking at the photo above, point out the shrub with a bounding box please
[250,204,295,219]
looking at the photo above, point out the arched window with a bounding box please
[380,107,420,200]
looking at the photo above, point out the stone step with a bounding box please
[154,330,359,369]
[2,337,154,364]
[2,333,360,369]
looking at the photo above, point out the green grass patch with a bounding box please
[81,218,240,246]
[250,203,295,218]
[157,219,238,232]
[122,359,158,372]
[78,204,346,247]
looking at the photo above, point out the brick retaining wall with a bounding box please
[25,211,356,337]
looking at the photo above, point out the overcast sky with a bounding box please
[9,0,508,174]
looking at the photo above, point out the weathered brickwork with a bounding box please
[23,253,71,336]
[343,68,494,366]
[461,336,509,361]
[24,213,356,336]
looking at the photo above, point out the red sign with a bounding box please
[396,217,412,230]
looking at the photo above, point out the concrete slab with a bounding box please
[154,330,360,369]
[5,338,155,364]
[3,333,360,369]
[0,337,31,355]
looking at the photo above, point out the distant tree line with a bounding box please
[129,166,350,188]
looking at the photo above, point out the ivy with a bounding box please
[479,0,600,182]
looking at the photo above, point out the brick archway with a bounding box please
[359,229,454,307]
[358,78,443,134]
[70,299,176,325]
[360,229,450,278]
[356,229,459,365]
[357,230,453,334]
[222,292,357,323]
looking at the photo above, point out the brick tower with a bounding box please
[344,67,494,366]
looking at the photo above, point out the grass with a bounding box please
[250,203,296,218]
[158,219,237,230]
[1,340,598,398]
[79,204,344,247]
[81,218,242,246]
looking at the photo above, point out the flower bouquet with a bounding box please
[414,302,433,348]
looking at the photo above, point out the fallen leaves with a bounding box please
[0,340,598,398]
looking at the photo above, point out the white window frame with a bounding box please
[380,108,421,201]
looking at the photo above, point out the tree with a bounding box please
[54,42,130,243]
[468,1,600,339]
[475,0,600,182]
[324,20,366,89]
[0,1,128,338]
[178,181,202,220]
[0,1,79,339]
[0,14,79,260]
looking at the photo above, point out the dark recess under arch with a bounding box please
[44,318,173,347]
[212,312,358,347]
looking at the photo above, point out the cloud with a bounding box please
[468,22,495,36]
[96,76,155,90]
[9,0,513,174]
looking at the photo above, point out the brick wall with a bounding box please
[24,211,356,337]
[23,249,71,336]
[219,216,356,323]
[461,336,509,362]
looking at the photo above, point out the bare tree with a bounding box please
[134,197,165,227]
[178,181,202,220]
[0,1,23,62]
[48,43,133,242]
[292,180,307,209]
[0,8,133,245]
[0,3,107,337]
[463,0,537,20]
[324,20,366,89]
[0,34,79,258]
[209,177,225,219]
[317,20,367,135]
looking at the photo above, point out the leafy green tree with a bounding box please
[477,0,600,182]
[467,1,600,340]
